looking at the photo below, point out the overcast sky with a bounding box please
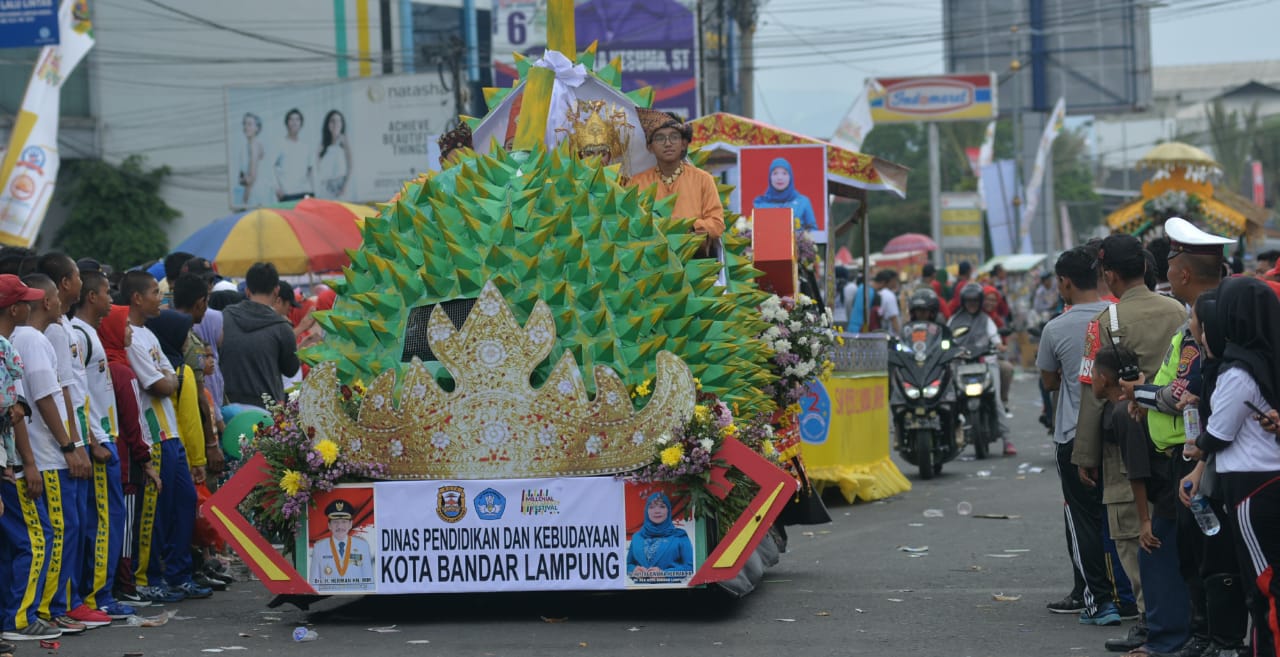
[753,0,1280,136]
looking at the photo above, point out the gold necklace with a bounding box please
[659,165,683,187]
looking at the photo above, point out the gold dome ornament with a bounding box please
[561,99,632,165]
[299,280,697,480]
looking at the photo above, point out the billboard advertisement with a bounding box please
[940,192,984,268]
[225,73,454,210]
[491,0,699,120]
[869,74,997,124]
[0,0,58,49]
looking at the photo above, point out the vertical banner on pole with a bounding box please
[1018,97,1065,255]
[0,0,94,247]
[981,160,1020,257]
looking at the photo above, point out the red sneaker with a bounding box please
[66,605,111,628]
[1003,442,1018,457]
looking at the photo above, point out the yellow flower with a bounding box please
[820,359,835,381]
[693,405,711,423]
[721,423,738,438]
[693,377,702,391]
[762,440,776,456]
[631,378,652,399]
[314,440,339,467]
[660,444,685,467]
[836,335,845,346]
[352,380,367,395]
[280,470,305,497]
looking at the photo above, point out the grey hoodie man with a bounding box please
[219,264,300,406]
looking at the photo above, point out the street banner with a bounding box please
[975,120,997,210]
[308,478,701,594]
[869,74,997,124]
[831,80,877,152]
[0,0,58,48]
[739,144,828,244]
[491,0,699,121]
[940,191,984,256]
[981,160,1020,257]
[225,73,453,209]
[0,0,92,246]
[1018,97,1066,254]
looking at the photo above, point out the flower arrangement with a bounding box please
[624,389,779,535]
[729,217,819,269]
[240,397,387,546]
[1143,190,1205,227]
[758,293,837,411]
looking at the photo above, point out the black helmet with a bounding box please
[959,282,984,304]
[908,288,940,314]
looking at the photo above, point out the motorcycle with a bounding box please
[953,339,1002,460]
[888,321,963,479]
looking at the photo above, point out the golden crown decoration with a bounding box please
[560,99,632,163]
[299,280,696,480]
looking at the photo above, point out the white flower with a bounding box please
[789,320,802,331]
[762,425,774,437]
[631,431,645,446]
[431,432,451,450]
[557,379,574,396]
[477,294,502,316]
[585,435,602,455]
[481,422,509,448]
[477,340,507,367]
[606,391,620,405]
[805,312,815,323]
[699,438,715,452]
[389,439,405,458]
[762,326,781,341]
[773,339,792,352]
[798,293,813,306]
[657,432,671,445]
[528,324,552,344]
[538,428,555,446]
[371,394,387,410]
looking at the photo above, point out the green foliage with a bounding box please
[53,155,179,270]
[1053,127,1103,241]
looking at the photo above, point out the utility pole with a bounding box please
[731,0,759,118]
[1009,24,1024,253]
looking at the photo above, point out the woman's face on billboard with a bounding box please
[770,166,791,191]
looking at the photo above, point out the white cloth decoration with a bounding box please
[532,50,588,149]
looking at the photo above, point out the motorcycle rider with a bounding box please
[948,283,1014,455]
[905,288,949,334]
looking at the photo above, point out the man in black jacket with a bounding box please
[219,262,299,407]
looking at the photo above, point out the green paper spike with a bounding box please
[625,87,654,108]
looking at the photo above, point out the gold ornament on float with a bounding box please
[299,280,696,479]
[561,99,632,165]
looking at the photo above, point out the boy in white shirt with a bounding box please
[119,272,210,603]
[69,270,134,618]
[12,274,102,634]
[0,274,63,643]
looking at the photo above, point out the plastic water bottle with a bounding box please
[293,627,318,642]
[1184,481,1221,536]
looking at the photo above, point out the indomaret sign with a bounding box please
[869,74,997,123]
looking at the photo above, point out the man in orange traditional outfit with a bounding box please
[627,112,724,250]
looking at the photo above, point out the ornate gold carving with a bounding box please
[561,99,632,164]
[299,280,696,479]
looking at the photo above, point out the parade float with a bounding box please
[1105,142,1267,243]
[197,0,870,605]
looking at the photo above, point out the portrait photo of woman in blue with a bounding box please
[627,492,695,583]
[752,157,818,230]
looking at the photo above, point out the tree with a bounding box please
[53,155,180,271]
[1203,100,1258,192]
[1053,127,1103,242]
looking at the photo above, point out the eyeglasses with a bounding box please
[651,134,684,144]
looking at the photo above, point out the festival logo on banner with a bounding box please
[491,0,699,120]
[739,144,828,244]
[307,486,377,594]
[798,380,831,445]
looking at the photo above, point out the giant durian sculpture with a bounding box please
[302,46,778,419]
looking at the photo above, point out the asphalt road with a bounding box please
[79,371,1133,657]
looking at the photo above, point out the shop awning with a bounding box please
[689,113,908,198]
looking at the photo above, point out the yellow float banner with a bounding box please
[800,375,910,503]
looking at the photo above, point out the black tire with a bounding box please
[973,409,990,460]
[933,462,943,475]
[915,430,934,480]
[985,408,1001,457]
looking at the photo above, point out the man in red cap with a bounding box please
[0,275,68,644]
